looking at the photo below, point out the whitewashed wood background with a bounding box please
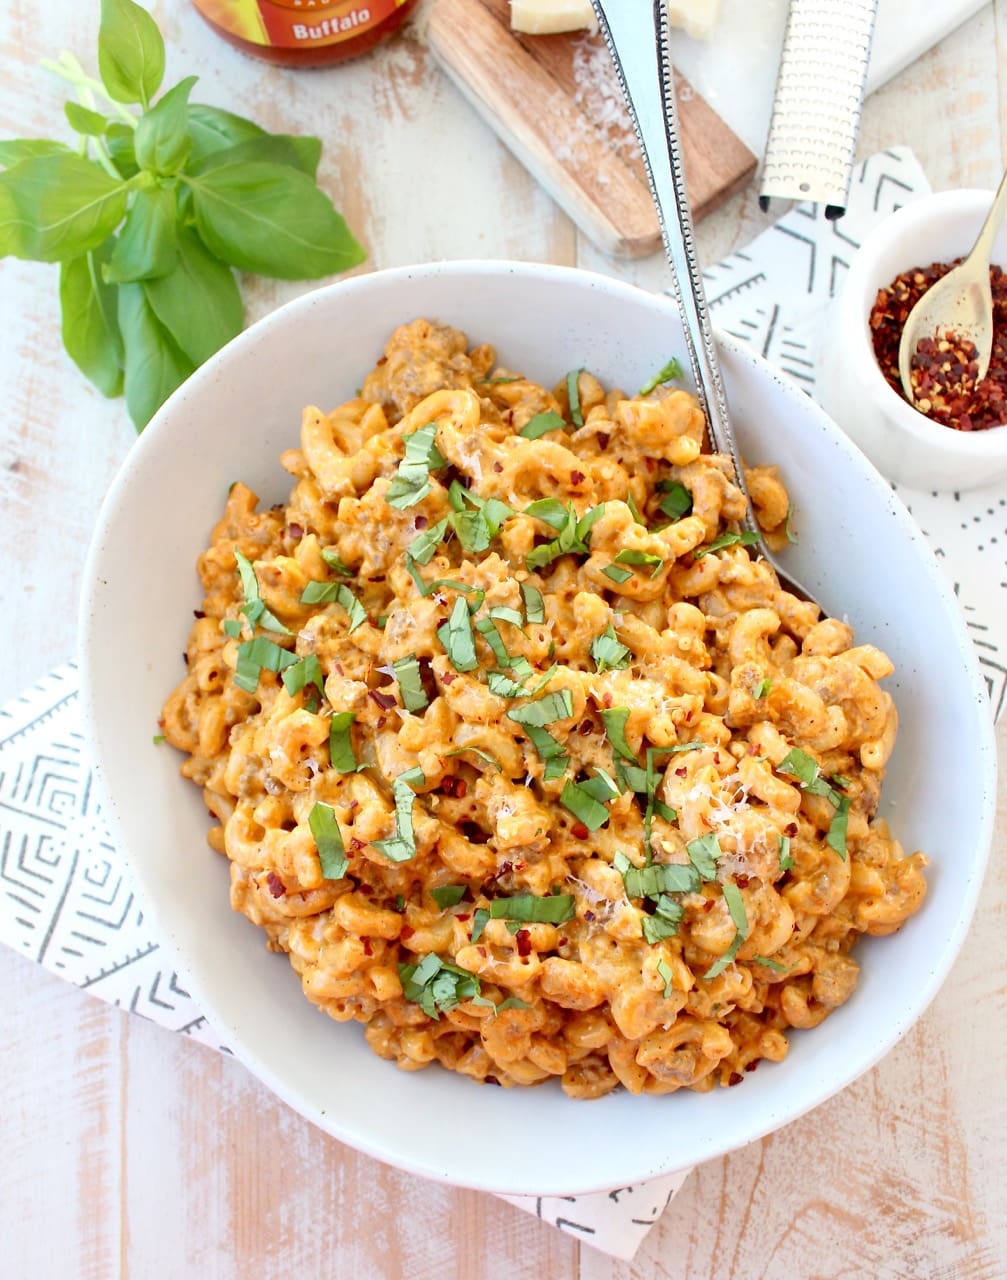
[1,3,1005,1277]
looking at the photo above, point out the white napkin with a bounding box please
[0,147,1002,1261]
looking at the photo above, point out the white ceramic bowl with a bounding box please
[81,262,996,1196]
[819,188,1007,492]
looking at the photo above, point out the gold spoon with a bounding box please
[898,169,1007,404]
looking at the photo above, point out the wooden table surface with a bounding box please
[2,3,1005,1277]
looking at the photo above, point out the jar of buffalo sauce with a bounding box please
[192,0,419,67]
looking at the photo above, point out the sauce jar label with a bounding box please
[192,0,409,49]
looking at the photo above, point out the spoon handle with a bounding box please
[589,1,745,493]
[967,167,1007,269]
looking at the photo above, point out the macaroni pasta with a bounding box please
[161,319,928,1097]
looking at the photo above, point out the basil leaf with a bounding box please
[472,617,508,667]
[566,368,584,427]
[221,618,242,639]
[185,104,267,168]
[578,768,620,804]
[576,504,606,541]
[0,154,129,262]
[0,139,72,167]
[600,707,635,762]
[752,955,790,973]
[506,689,573,729]
[320,548,351,575]
[617,856,699,900]
[393,654,429,713]
[776,746,819,787]
[64,103,109,137]
[398,953,481,1019]
[234,636,297,692]
[117,281,194,429]
[189,134,322,180]
[694,530,761,558]
[625,490,645,525]
[329,712,358,773]
[590,623,631,673]
[234,547,290,634]
[559,780,611,831]
[445,746,503,772]
[521,724,568,777]
[755,678,772,698]
[134,76,196,176]
[186,160,365,281]
[431,885,467,909]
[614,548,664,577]
[437,597,479,673]
[408,517,449,566]
[488,670,526,698]
[602,564,633,584]
[644,897,685,944]
[826,794,851,860]
[785,503,798,544]
[525,499,570,531]
[778,834,794,873]
[104,185,177,283]
[309,801,347,880]
[105,123,139,178]
[639,357,683,396]
[470,908,490,942]
[655,955,676,993]
[386,422,443,509]
[98,0,166,107]
[520,582,545,624]
[489,893,575,924]
[59,241,124,397]
[519,410,565,440]
[451,507,491,554]
[686,833,721,881]
[281,654,323,698]
[488,606,523,629]
[300,580,367,633]
[374,767,425,863]
[657,481,693,521]
[703,882,749,980]
[142,225,243,365]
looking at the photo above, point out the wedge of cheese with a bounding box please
[509,0,720,40]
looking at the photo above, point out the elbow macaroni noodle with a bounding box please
[161,319,928,1098]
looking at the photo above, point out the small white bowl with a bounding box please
[80,262,996,1195]
[819,188,1007,491]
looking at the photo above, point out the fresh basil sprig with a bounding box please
[0,0,364,429]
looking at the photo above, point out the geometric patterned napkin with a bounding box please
[0,149,1001,1261]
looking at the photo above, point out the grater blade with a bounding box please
[759,0,880,219]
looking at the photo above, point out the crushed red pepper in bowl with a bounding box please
[869,261,1007,432]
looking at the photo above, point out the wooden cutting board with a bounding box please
[427,0,757,258]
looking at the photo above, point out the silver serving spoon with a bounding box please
[589,0,813,605]
[898,168,1007,403]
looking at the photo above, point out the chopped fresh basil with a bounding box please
[520,723,569,778]
[437,597,478,673]
[560,779,611,831]
[509,656,535,683]
[281,653,324,698]
[451,507,492,555]
[590,623,631,673]
[755,678,773,698]
[784,503,798,544]
[320,548,352,576]
[686,833,721,881]
[643,895,685,945]
[776,746,821,789]
[526,663,558,697]
[492,996,533,1013]
[489,605,524,629]
[488,670,527,698]
[152,734,165,745]
[447,483,515,547]
[656,481,693,521]
[222,618,242,638]
[474,617,510,666]
[694,530,761,558]
[777,746,847,857]
[615,854,700,900]
[602,563,634,584]
[373,766,425,863]
[639,357,683,396]
[300,580,367,633]
[488,893,575,925]
[525,498,572,531]
[600,706,636,762]
[506,689,573,729]
[778,834,794,873]
[446,746,503,772]
[578,768,621,804]
[625,490,645,526]
[308,801,347,879]
[398,952,481,1019]
[234,636,297,693]
[524,501,605,572]
[234,547,290,635]
[431,884,467,910]
[385,422,445,510]
[392,654,428,713]
[655,955,676,995]
[470,907,490,943]
[519,410,566,440]
[752,955,790,973]
[566,368,584,427]
[328,711,359,773]
[520,582,545,624]
[826,794,851,860]
[703,882,749,979]
[407,517,449,566]
[614,548,664,578]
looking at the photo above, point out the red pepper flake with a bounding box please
[362,937,373,956]
[287,523,304,540]
[349,837,365,853]
[748,742,762,756]
[558,936,568,947]
[570,470,586,485]
[728,1072,744,1087]
[456,912,471,922]
[193,609,205,619]
[596,432,610,450]
[735,874,750,889]
[579,719,593,735]
[675,766,688,777]
[414,515,428,530]
[602,693,613,708]
[477,946,488,958]
[485,1075,501,1086]
[401,924,415,940]
[347,799,360,815]
[265,871,286,898]
[369,689,397,710]
[493,461,503,473]
[515,928,532,957]
[454,779,468,799]
[745,1059,760,1073]
[571,821,590,840]
[703,899,715,912]
[441,671,456,684]
[584,910,596,923]
[785,822,799,837]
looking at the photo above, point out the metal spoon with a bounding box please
[589,0,813,604]
[898,168,1007,403]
